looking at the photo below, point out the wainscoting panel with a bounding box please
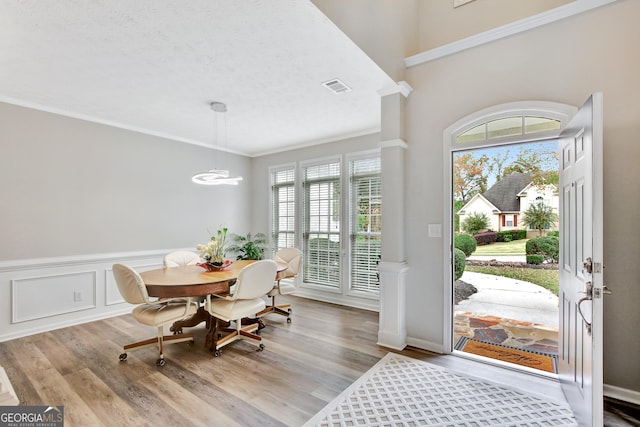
[12,270,96,323]
[0,250,183,342]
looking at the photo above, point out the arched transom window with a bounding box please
[456,116,561,144]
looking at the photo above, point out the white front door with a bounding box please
[558,93,605,426]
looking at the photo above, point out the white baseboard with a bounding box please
[604,383,640,406]
[0,307,131,343]
[405,336,446,354]
[293,287,379,312]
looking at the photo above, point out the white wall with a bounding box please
[404,0,640,395]
[0,102,252,340]
[0,102,252,260]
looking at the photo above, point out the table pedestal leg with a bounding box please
[170,306,209,334]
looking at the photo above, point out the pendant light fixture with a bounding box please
[191,102,243,186]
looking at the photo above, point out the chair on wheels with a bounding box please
[112,263,199,366]
[163,250,200,268]
[205,260,277,356]
[257,248,302,323]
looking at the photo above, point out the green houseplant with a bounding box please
[227,232,267,260]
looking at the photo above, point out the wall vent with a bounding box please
[322,78,351,94]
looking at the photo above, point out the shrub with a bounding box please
[526,254,544,264]
[496,230,516,242]
[454,248,466,281]
[515,229,527,240]
[547,230,559,238]
[526,236,559,263]
[474,231,498,245]
[454,233,477,257]
[461,212,490,236]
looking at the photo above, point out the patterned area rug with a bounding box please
[455,337,558,373]
[304,353,576,426]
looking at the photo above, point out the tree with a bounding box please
[461,212,490,235]
[503,146,558,186]
[453,153,489,204]
[521,202,558,236]
[487,148,512,183]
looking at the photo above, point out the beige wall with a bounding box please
[419,0,573,51]
[404,0,640,393]
[311,0,419,81]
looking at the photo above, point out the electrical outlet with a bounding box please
[74,291,82,302]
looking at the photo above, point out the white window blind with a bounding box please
[350,157,381,293]
[303,162,341,288]
[271,167,296,253]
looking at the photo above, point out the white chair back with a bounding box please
[163,251,200,268]
[275,248,302,278]
[113,264,151,305]
[232,260,278,300]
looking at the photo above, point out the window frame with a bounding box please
[346,152,382,298]
[268,150,382,303]
[269,163,298,256]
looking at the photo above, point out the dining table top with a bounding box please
[140,259,287,299]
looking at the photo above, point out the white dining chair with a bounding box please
[113,263,199,366]
[257,248,302,323]
[205,260,277,356]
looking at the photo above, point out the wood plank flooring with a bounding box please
[0,295,632,426]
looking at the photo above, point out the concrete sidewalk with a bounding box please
[456,271,558,327]
[467,255,526,262]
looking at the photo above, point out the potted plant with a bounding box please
[195,227,232,270]
[227,232,267,260]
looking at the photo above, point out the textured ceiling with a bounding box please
[0,0,396,156]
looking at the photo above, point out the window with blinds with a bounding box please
[303,161,341,288]
[349,157,381,293]
[271,167,296,253]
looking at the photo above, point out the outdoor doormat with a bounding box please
[455,337,558,373]
[304,353,575,426]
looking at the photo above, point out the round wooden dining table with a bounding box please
[139,260,288,349]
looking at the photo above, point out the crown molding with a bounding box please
[405,0,619,68]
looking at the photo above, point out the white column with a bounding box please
[377,83,411,350]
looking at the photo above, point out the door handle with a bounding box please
[577,281,593,335]
[577,296,592,335]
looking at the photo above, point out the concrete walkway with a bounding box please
[467,255,526,262]
[456,271,558,328]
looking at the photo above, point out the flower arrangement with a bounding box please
[196,227,232,270]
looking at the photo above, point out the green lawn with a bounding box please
[465,265,559,295]
[473,239,527,256]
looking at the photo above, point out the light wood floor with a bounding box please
[0,295,588,426]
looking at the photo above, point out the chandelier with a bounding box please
[191,102,243,186]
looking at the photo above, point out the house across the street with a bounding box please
[458,172,559,237]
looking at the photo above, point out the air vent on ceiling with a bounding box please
[322,78,351,94]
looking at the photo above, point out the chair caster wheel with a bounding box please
[214,349,221,357]
[258,343,265,352]
[288,308,292,314]
[119,353,127,362]
[287,317,292,324]
[156,358,166,367]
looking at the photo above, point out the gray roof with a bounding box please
[482,173,531,212]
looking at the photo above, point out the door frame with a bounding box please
[442,101,577,353]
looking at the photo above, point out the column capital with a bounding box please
[380,138,408,149]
